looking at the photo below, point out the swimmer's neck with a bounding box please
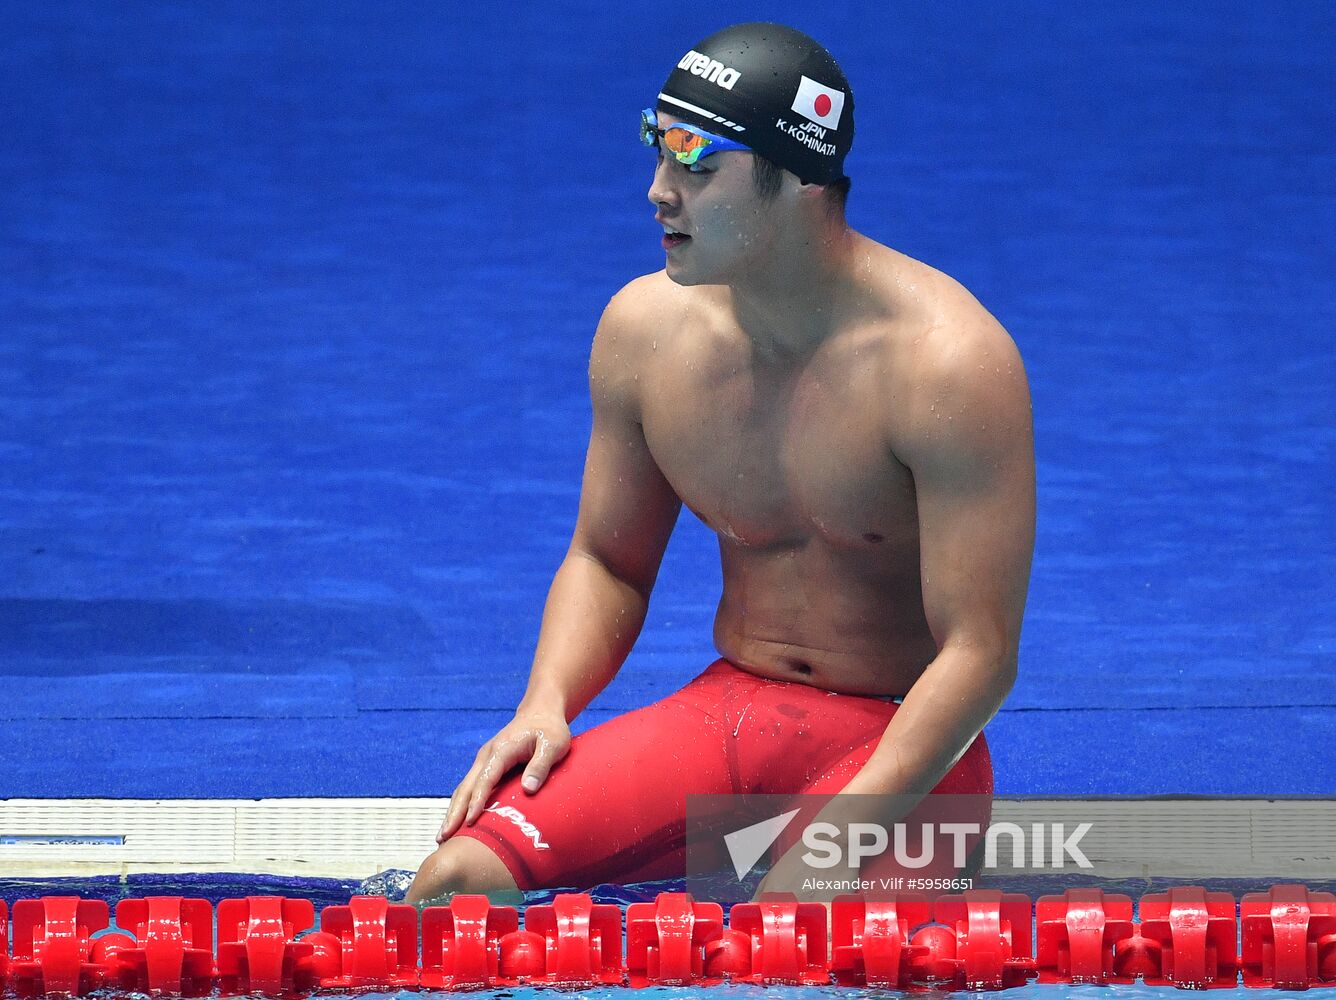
[725,221,870,361]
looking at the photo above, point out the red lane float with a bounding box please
[829,892,931,988]
[420,893,517,989]
[625,892,724,987]
[908,922,959,981]
[1036,888,1135,984]
[711,897,829,985]
[7,884,1336,993]
[930,890,1038,990]
[520,892,623,986]
[1112,928,1167,983]
[216,896,319,994]
[495,924,545,982]
[101,897,215,995]
[313,895,418,989]
[1138,886,1239,989]
[1241,884,1336,990]
[7,897,110,996]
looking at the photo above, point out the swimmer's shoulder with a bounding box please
[878,248,1025,385]
[597,270,702,340]
[588,271,702,414]
[590,271,713,371]
[873,248,1031,446]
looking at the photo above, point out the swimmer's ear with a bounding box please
[793,176,829,204]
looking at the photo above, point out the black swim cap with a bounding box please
[656,22,854,186]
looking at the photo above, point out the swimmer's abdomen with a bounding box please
[712,535,938,696]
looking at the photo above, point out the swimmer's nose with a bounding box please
[647,157,681,210]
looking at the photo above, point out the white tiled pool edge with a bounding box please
[0,798,448,877]
[1,797,1333,879]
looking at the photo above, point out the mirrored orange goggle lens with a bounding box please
[663,128,711,160]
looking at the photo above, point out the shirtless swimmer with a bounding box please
[407,21,1035,902]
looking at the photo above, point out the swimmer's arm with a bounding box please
[440,290,682,835]
[841,329,1035,804]
[516,288,682,726]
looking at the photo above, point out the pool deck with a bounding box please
[2,797,1332,880]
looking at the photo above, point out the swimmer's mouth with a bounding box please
[661,225,691,249]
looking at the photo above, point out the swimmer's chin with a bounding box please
[662,264,721,287]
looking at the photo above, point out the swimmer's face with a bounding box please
[647,113,789,286]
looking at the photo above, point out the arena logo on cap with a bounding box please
[676,49,742,91]
[791,74,845,129]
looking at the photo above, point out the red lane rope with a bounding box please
[2,884,1335,992]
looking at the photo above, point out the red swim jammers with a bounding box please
[450,658,993,889]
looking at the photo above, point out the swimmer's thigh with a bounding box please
[791,730,995,883]
[796,728,994,799]
[450,694,731,889]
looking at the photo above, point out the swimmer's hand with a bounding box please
[436,712,571,844]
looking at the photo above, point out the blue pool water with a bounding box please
[2,1,1334,801]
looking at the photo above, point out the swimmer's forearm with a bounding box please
[515,549,650,723]
[841,644,1016,802]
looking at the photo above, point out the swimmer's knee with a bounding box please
[405,837,519,905]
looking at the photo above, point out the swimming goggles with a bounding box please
[640,107,749,165]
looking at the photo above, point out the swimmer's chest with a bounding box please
[640,346,919,550]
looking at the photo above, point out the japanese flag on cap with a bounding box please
[791,74,846,129]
